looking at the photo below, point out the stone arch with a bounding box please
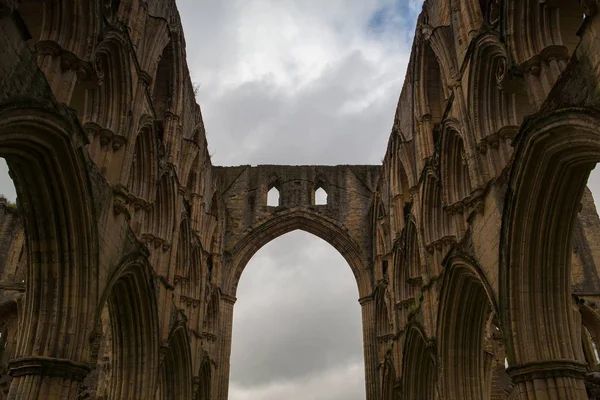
[450,0,483,47]
[390,148,411,234]
[127,116,159,203]
[157,325,193,400]
[84,30,132,145]
[148,171,177,245]
[421,169,454,268]
[468,33,533,143]
[174,219,202,332]
[153,38,177,120]
[374,283,394,339]
[427,25,459,83]
[393,240,409,303]
[501,110,600,395]
[416,38,447,157]
[504,0,586,108]
[505,0,586,65]
[174,218,191,291]
[402,323,437,400]
[374,193,392,259]
[16,0,100,101]
[437,253,499,399]
[136,15,170,86]
[440,125,473,206]
[88,254,160,399]
[226,209,370,297]
[195,358,211,400]
[19,0,99,50]
[0,107,98,397]
[203,290,220,339]
[405,217,422,283]
[381,356,397,400]
[186,152,201,195]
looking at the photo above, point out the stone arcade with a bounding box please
[1,0,600,399]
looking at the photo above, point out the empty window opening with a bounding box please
[267,187,280,207]
[315,187,327,205]
[0,158,17,209]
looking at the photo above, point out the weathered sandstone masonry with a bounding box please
[0,0,599,399]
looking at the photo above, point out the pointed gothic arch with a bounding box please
[501,110,600,395]
[402,323,437,400]
[0,107,98,397]
[437,253,499,399]
[440,127,473,206]
[90,255,160,399]
[127,117,159,203]
[157,325,193,400]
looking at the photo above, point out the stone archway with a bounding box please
[211,164,380,400]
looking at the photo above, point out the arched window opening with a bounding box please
[0,158,24,283]
[229,231,365,398]
[267,186,280,207]
[315,187,328,205]
[153,41,175,120]
[0,159,17,210]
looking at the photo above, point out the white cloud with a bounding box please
[178,0,417,166]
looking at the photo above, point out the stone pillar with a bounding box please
[360,295,378,400]
[7,357,90,400]
[507,360,588,400]
[215,294,236,400]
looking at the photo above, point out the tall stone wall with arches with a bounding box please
[0,0,221,398]
[374,0,600,399]
[0,0,599,399]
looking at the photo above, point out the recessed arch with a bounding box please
[468,33,534,144]
[402,323,437,400]
[195,358,211,400]
[381,357,397,400]
[127,117,159,203]
[416,39,448,156]
[16,0,99,59]
[440,127,473,206]
[89,254,160,400]
[437,254,499,399]
[226,209,370,298]
[505,0,586,65]
[0,106,98,397]
[157,325,193,400]
[501,110,600,393]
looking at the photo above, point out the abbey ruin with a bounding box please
[0,0,600,398]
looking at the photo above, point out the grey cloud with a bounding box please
[231,231,363,388]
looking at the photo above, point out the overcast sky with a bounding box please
[0,1,600,399]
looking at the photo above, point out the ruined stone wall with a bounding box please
[0,0,600,399]
[373,0,600,398]
[0,0,222,398]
